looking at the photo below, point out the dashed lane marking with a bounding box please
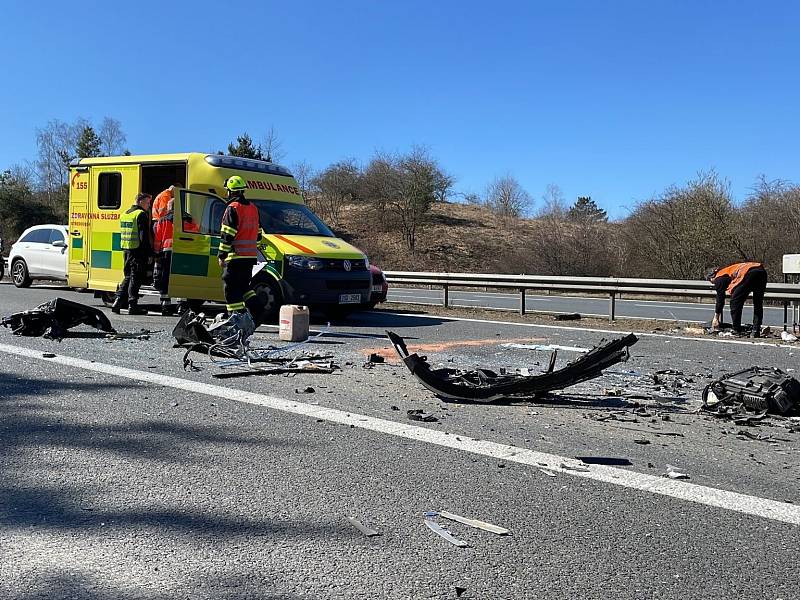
[1,342,798,526]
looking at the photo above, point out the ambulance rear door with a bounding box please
[67,167,90,287]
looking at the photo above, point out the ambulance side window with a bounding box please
[97,173,122,209]
[180,191,224,236]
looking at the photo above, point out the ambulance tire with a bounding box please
[11,259,31,288]
[251,275,281,324]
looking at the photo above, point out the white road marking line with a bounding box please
[377,311,796,349]
[502,343,590,353]
[1,342,798,526]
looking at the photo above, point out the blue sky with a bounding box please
[1,1,798,218]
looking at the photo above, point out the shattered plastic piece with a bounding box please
[665,465,689,480]
[455,587,468,598]
[576,456,632,466]
[2,298,115,339]
[554,313,581,321]
[42,352,56,358]
[437,510,510,536]
[560,462,590,472]
[781,331,798,343]
[702,367,800,416]
[407,409,439,423]
[423,516,470,548]
[538,468,557,477]
[633,439,651,445]
[367,353,385,364]
[387,331,638,403]
[347,517,380,537]
[296,386,316,394]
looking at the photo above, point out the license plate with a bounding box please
[372,285,383,293]
[339,293,361,304]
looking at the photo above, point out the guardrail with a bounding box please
[383,271,800,327]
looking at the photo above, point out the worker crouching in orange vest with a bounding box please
[217,175,265,317]
[707,262,768,337]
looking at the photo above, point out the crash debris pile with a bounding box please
[387,330,638,403]
[173,309,339,378]
[702,367,800,416]
[1,298,116,340]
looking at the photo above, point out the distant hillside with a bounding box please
[335,201,541,273]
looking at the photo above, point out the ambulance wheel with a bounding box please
[100,291,116,307]
[11,259,31,288]
[252,276,281,323]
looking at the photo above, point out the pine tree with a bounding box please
[567,196,607,222]
[227,134,264,160]
[76,126,102,158]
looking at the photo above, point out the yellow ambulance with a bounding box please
[67,153,371,316]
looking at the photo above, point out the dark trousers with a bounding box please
[157,252,172,300]
[117,250,149,305]
[222,258,257,313]
[730,267,768,329]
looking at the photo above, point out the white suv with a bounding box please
[9,225,69,288]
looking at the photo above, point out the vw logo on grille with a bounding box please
[343,260,351,272]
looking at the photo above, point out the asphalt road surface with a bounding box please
[1,281,799,599]
[387,287,790,326]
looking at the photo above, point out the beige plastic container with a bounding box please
[279,305,310,342]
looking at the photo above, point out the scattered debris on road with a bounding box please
[435,510,510,536]
[367,353,385,364]
[554,313,581,321]
[2,298,116,340]
[665,464,690,479]
[407,409,439,423]
[423,514,470,548]
[576,456,632,466]
[702,367,800,416]
[347,516,380,537]
[388,330,638,403]
[560,462,590,473]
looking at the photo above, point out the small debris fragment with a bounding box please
[633,439,651,445]
[296,386,316,394]
[560,462,590,472]
[554,313,581,321]
[538,468,557,477]
[576,456,632,466]
[42,352,56,358]
[407,409,439,423]
[367,353,385,363]
[665,465,689,480]
[423,515,470,548]
[455,587,468,598]
[437,510,510,535]
[781,331,798,343]
[347,516,380,537]
[390,405,400,411]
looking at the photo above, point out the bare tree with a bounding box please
[484,175,531,218]
[291,161,316,199]
[261,125,285,163]
[98,117,127,156]
[35,118,86,208]
[311,159,360,228]
[432,168,455,203]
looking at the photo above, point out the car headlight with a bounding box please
[286,255,325,270]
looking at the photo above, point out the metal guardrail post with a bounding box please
[443,284,449,308]
[609,292,616,322]
[519,288,526,315]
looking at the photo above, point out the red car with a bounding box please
[366,264,388,309]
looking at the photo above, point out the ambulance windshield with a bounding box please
[254,200,335,237]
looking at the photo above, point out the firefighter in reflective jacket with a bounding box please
[218,175,264,315]
[113,192,153,315]
[707,262,768,337]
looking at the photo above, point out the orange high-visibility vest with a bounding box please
[152,189,173,221]
[230,201,260,258]
[715,262,763,294]
[153,215,173,253]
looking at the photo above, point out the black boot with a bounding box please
[161,300,175,316]
[111,296,127,314]
[127,302,147,316]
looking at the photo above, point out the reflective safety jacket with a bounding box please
[154,214,174,253]
[218,198,263,261]
[151,189,172,221]
[714,262,764,294]
[120,206,150,251]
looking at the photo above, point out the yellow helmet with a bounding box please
[224,175,247,192]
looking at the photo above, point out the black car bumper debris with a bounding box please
[387,330,639,403]
[1,298,116,340]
